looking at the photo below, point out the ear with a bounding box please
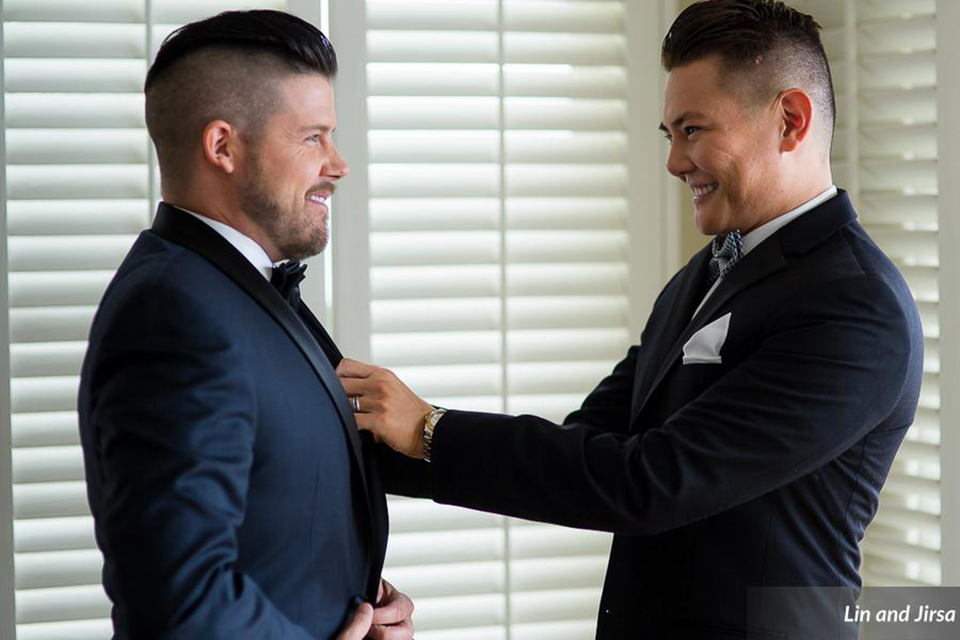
[777,88,814,153]
[201,120,240,174]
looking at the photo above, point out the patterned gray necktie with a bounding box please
[706,230,743,287]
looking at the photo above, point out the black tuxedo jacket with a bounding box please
[78,204,388,638]
[388,191,924,639]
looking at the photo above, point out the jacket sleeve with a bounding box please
[376,343,640,499]
[562,344,639,434]
[427,274,920,535]
[375,445,432,498]
[84,279,315,638]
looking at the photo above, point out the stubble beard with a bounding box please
[239,157,328,261]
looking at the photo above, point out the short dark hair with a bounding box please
[662,0,835,147]
[145,10,337,188]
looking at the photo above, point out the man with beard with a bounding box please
[78,10,412,639]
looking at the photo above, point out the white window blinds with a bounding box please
[790,0,942,586]
[1,1,284,637]
[354,1,636,637]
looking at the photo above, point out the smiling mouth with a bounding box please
[306,194,330,206]
[691,183,718,197]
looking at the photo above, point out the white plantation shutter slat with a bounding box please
[11,342,86,378]
[7,166,148,200]
[4,59,147,93]
[14,517,98,553]
[11,377,84,413]
[369,63,499,97]
[10,307,97,344]
[12,413,82,448]
[152,0,286,24]
[372,198,499,229]
[15,549,103,590]
[12,446,85,484]
[7,130,149,165]
[12,482,91,521]
[1,1,293,636]
[9,273,117,308]
[16,619,114,640]
[858,87,936,125]
[3,0,145,23]
[372,266,500,299]
[4,94,145,128]
[8,201,150,235]
[3,23,146,58]
[15,585,112,625]
[384,562,505,599]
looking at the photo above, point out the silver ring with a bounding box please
[351,396,361,412]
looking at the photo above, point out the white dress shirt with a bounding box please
[694,185,838,317]
[176,206,276,281]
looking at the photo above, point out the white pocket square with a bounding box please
[682,312,732,365]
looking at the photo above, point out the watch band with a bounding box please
[422,408,446,463]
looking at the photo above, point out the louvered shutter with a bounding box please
[790,0,942,586]
[1,1,287,637]
[352,1,639,637]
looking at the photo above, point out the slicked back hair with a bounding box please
[145,10,337,188]
[662,0,835,151]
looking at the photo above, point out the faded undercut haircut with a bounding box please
[662,0,835,152]
[144,10,337,188]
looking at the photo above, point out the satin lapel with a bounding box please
[297,301,390,589]
[296,303,343,365]
[149,204,370,493]
[633,236,787,420]
[630,247,712,418]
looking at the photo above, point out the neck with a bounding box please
[744,169,833,234]
[163,189,282,262]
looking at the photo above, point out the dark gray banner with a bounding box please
[745,587,959,639]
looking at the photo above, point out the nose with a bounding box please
[665,140,694,179]
[325,141,350,180]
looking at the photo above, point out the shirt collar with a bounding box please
[741,185,838,255]
[175,206,276,280]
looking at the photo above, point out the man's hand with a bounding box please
[336,580,414,640]
[337,602,373,640]
[370,579,415,639]
[337,358,434,458]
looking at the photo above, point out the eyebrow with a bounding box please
[299,124,335,134]
[658,111,707,132]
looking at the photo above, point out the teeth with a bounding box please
[307,195,328,204]
[691,183,718,197]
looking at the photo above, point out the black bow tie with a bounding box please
[271,260,307,308]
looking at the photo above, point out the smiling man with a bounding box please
[78,11,412,639]
[338,1,924,638]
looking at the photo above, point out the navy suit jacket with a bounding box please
[78,204,388,638]
[387,191,924,639]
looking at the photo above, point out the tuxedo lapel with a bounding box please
[296,303,343,366]
[149,204,370,496]
[630,248,713,417]
[632,223,787,421]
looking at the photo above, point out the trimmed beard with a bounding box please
[238,155,328,261]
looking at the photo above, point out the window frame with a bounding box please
[1,0,19,633]
[936,0,960,588]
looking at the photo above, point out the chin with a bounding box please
[694,212,721,237]
[695,207,737,237]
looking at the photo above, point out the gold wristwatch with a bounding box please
[422,408,446,462]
